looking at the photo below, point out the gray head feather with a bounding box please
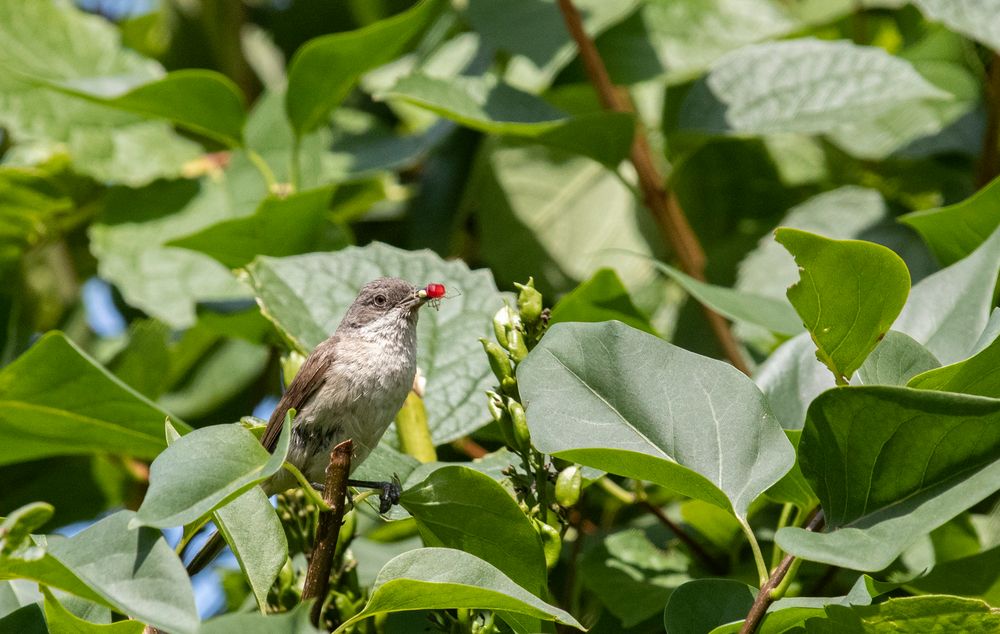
[337,277,422,332]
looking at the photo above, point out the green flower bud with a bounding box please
[555,465,582,507]
[506,325,529,363]
[492,304,518,348]
[480,338,513,383]
[515,277,543,325]
[501,375,519,399]
[508,399,531,453]
[534,518,562,569]
[487,391,518,449]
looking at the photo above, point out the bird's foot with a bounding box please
[347,475,402,514]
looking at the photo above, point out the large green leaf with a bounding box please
[777,387,1000,570]
[598,0,800,85]
[41,587,143,634]
[0,0,199,185]
[911,0,1000,51]
[906,544,1000,605]
[378,74,634,167]
[243,244,502,445]
[775,229,911,383]
[893,225,1000,364]
[654,262,804,337]
[664,579,755,634]
[167,186,347,268]
[400,466,546,595]
[901,175,1000,266]
[855,331,940,387]
[285,0,440,136]
[0,332,184,466]
[473,139,659,293]
[764,430,820,510]
[200,603,319,633]
[908,333,1000,397]
[549,268,657,335]
[133,414,291,528]
[90,170,264,329]
[803,595,1000,633]
[47,511,198,634]
[463,0,638,92]
[518,321,794,517]
[581,529,690,628]
[756,332,836,430]
[680,39,949,136]
[336,548,583,631]
[44,70,246,147]
[213,487,287,612]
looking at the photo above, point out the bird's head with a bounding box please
[337,277,444,335]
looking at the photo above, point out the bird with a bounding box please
[185,276,443,574]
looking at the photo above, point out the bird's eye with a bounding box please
[373,294,388,307]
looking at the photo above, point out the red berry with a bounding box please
[425,283,446,299]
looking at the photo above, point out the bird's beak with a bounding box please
[404,290,427,311]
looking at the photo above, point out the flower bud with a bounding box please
[514,277,543,325]
[508,399,531,453]
[555,465,582,507]
[480,338,513,383]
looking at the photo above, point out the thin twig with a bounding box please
[978,53,1000,188]
[739,509,825,634]
[302,439,353,628]
[555,0,749,375]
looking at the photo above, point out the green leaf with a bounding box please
[133,413,292,528]
[907,333,1000,397]
[90,172,264,329]
[518,321,794,517]
[654,262,804,337]
[894,226,1000,364]
[41,587,143,634]
[664,579,755,634]
[0,605,46,634]
[47,511,198,634]
[44,70,246,147]
[764,430,820,510]
[285,0,441,136]
[856,331,940,387]
[378,74,635,167]
[549,268,657,335]
[736,187,890,305]
[463,0,638,92]
[598,0,800,85]
[901,175,1000,266]
[775,228,911,383]
[680,39,949,136]
[911,0,1000,51]
[581,529,690,628]
[243,243,503,446]
[0,0,200,185]
[803,595,1000,633]
[777,387,1000,570]
[473,139,660,292]
[400,466,546,595]
[0,332,184,466]
[200,603,319,633]
[756,332,836,430]
[906,544,1000,605]
[336,548,583,631]
[680,500,743,554]
[0,503,53,556]
[213,487,287,612]
[167,186,347,268]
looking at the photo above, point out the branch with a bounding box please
[302,439,353,628]
[978,53,1000,188]
[739,509,825,634]
[555,0,749,375]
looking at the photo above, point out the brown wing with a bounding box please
[259,336,336,452]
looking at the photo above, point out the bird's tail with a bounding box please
[185,530,227,576]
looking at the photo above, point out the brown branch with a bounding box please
[739,509,825,634]
[978,53,1000,188]
[302,439,353,628]
[639,500,726,574]
[555,0,749,375]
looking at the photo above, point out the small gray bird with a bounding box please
[187,276,437,574]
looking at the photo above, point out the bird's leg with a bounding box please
[346,475,402,514]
